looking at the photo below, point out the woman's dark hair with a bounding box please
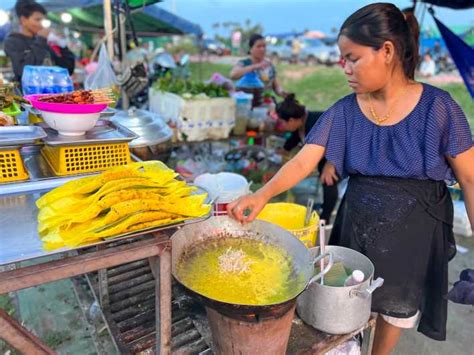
[248,33,264,50]
[15,0,47,19]
[339,3,420,79]
[276,93,306,121]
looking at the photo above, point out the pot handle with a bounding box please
[307,252,333,286]
[350,277,384,299]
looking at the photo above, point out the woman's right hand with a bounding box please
[227,191,269,224]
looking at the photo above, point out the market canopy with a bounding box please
[37,0,203,37]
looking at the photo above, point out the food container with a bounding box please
[194,172,249,215]
[40,111,101,136]
[235,72,264,108]
[25,94,107,114]
[111,108,173,162]
[257,202,319,247]
[296,246,384,334]
[248,106,268,130]
[232,92,253,135]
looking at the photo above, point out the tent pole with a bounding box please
[103,0,114,60]
[118,7,130,109]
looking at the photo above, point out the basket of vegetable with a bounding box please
[149,77,236,141]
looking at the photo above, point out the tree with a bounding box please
[211,19,264,55]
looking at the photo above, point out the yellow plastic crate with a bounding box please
[42,143,131,176]
[0,149,29,183]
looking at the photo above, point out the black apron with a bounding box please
[330,175,455,341]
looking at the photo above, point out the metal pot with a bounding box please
[110,108,173,162]
[170,216,333,321]
[296,246,384,334]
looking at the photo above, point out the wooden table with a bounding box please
[0,190,190,355]
[287,315,377,355]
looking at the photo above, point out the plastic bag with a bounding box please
[206,72,234,91]
[84,44,118,90]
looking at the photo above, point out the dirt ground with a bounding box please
[394,235,474,355]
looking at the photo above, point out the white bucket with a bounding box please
[194,172,249,215]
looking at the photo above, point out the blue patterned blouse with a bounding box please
[305,83,473,182]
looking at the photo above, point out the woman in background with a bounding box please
[276,94,339,224]
[230,33,286,97]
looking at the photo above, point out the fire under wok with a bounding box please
[171,216,332,321]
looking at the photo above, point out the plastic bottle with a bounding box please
[53,67,74,93]
[22,66,40,95]
[41,68,55,94]
[344,270,365,286]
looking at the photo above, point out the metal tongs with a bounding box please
[319,219,326,285]
[304,198,314,227]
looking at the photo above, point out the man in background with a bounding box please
[4,0,75,82]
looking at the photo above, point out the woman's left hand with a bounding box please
[320,161,339,186]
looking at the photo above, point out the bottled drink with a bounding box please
[22,66,41,95]
[41,68,55,93]
[344,270,365,286]
[52,67,74,93]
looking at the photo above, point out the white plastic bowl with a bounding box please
[40,110,101,136]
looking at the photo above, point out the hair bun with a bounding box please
[285,93,296,102]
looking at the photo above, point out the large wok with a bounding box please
[171,216,332,321]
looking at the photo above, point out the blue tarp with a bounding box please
[4,0,202,36]
[421,0,474,9]
[141,5,202,37]
[434,16,474,97]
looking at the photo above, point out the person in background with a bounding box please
[291,37,302,64]
[276,94,339,224]
[228,3,473,354]
[230,34,286,97]
[4,0,75,83]
[419,53,436,77]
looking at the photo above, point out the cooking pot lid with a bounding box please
[111,108,173,147]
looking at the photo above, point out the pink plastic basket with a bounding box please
[25,94,107,114]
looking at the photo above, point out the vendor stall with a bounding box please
[0,85,380,355]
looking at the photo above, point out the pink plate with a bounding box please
[25,94,108,114]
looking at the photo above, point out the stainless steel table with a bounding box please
[0,153,205,354]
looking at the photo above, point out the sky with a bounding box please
[159,0,474,36]
[1,0,473,36]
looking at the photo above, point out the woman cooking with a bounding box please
[230,33,286,97]
[228,3,473,355]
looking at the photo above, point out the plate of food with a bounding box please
[25,89,116,136]
[25,89,114,114]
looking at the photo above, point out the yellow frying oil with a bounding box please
[176,238,305,305]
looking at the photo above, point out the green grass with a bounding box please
[0,294,19,354]
[434,82,474,124]
[188,61,474,131]
[277,64,352,111]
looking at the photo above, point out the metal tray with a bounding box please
[0,189,212,266]
[0,125,47,147]
[38,119,139,146]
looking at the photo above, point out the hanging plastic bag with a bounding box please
[84,44,118,91]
